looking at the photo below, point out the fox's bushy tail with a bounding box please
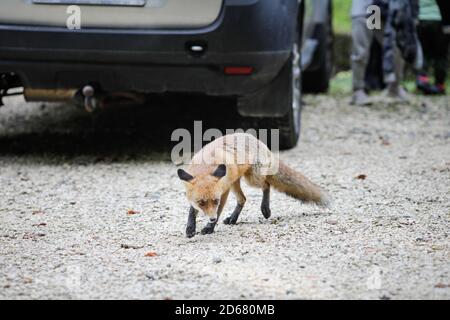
[267,161,330,207]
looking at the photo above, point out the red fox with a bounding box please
[177,133,330,238]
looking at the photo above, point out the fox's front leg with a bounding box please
[224,180,246,225]
[201,189,230,235]
[186,206,198,238]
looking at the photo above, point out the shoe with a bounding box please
[416,75,434,95]
[351,90,372,106]
[397,87,410,102]
[386,84,410,103]
[430,83,446,95]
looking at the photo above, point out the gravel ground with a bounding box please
[0,93,449,300]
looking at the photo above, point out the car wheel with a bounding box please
[273,43,302,150]
[241,43,302,150]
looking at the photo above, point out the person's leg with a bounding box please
[416,21,433,93]
[351,16,373,105]
[432,22,449,92]
[387,45,410,101]
[377,22,409,101]
[436,0,450,34]
[352,17,373,91]
[393,45,406,85]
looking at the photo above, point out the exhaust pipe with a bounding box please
[24,86,146,113]
[24,88,78,102]
[24,87,99,112]
[82,85,98,113]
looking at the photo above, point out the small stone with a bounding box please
[213,257,222,264]
[431,245,445,251]
[286,289,296,295]
[23,277,33,284]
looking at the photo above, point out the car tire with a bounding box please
[302,1,333,93]
[271,45,302,150]
[241,43,302,150]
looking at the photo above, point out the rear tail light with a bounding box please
[224,66,254,75]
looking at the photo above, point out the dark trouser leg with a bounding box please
[436,0,450,31]
[417,22,431,77]
[418,20,449,84]
[186,206,198,238]
[261,184,271,219]
[224,180,246,225]
[433,23,449,84]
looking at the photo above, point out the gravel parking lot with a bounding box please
[0,93,449,299]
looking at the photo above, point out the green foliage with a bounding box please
[330,71,450,95]
[329,71,353,95]
[333,0,352,34]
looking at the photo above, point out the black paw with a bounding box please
[201,226,215,235]
[186,227,196,238]
[261,205,271,219]
[223,216,237,225]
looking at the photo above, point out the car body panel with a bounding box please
[0,0,333,113]
[0,0,297,97]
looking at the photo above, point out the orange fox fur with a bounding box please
[177,133,329,237]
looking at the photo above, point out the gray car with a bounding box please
[0,0,333,149]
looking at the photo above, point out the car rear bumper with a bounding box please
[0,0,298,96]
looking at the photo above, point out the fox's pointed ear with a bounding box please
[178,169,194,182]
[212,164,227,179]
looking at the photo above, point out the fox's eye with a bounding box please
[198,200,206,207]
[213,199,219,206]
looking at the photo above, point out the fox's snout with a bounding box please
[199,206,219,221]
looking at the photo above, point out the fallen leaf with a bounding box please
[145,252,158,257]
[127,209,140,215]
[355,174,367,180]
